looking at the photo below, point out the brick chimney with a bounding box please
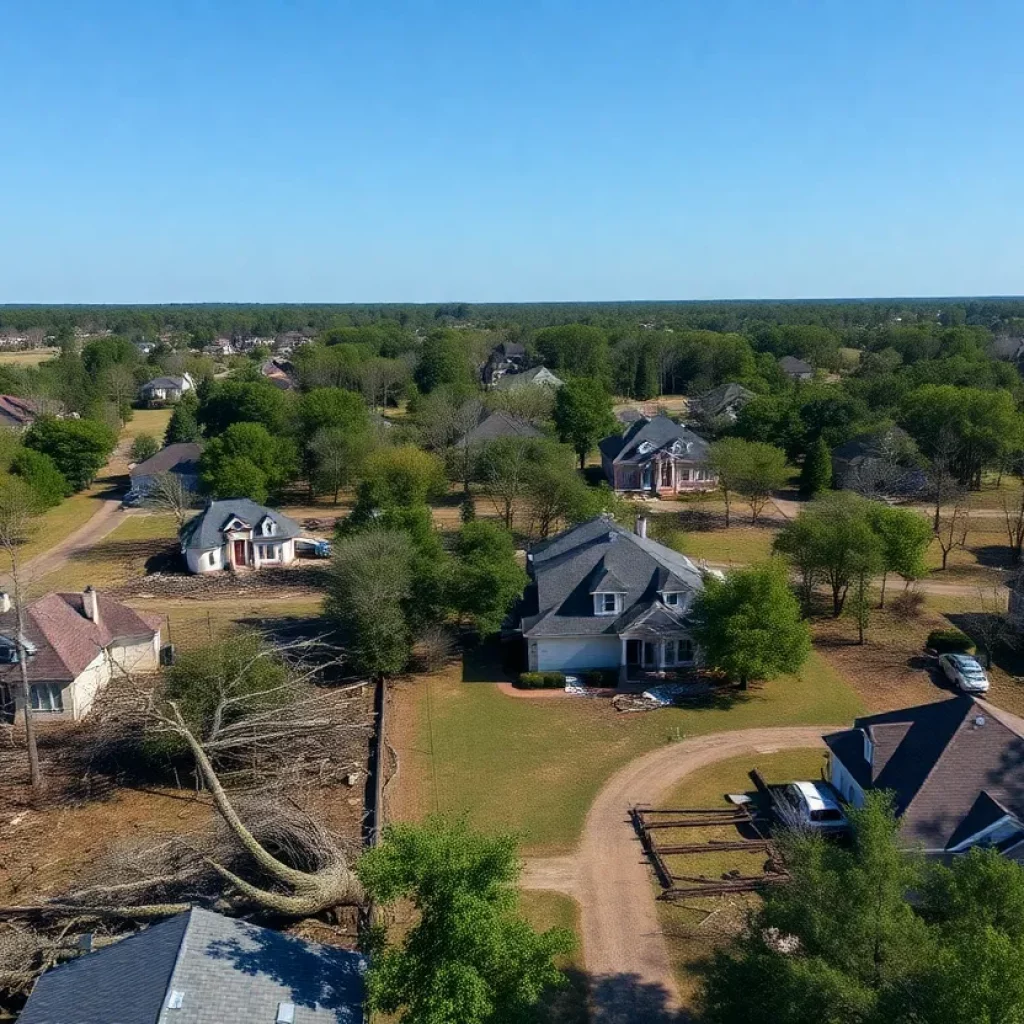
[83,586,100,624]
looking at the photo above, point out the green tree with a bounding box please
[359,817,574,1024]
[196,378,291,436]
[327,529,414,677]
[868,504,932,607]
[453,522,528,634]
[800,435,833,497]
[690,562,810,689]
[9,448,69,506]
[553,377,616,469]
[734,441,788,524]
[534,323,609,379]
[775,492,883,617]
[349,446,447,517]
[199,422,297,501]
[130,432,160,464]
[24,417,117,492]
[413,330,476,398]
[164,392,202,444]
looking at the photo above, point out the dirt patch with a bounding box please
[113,562,330,600]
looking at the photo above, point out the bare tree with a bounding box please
[928,427,962,532]
[144,473,197,529]
[0,478,42,788]
[360,357,409,412]
[967,586,1015,669]
[309,427,351,505]
[1002,488,1024,564]
[935,493,970,571]
[104,365,137,426]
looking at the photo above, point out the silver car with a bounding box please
[773,781,849,834]
[939,653,990,694]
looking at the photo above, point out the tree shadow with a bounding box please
[586,971,688,1024]
[203,921,365,1022]
[462,635,521,683]
[968,544,1017,569]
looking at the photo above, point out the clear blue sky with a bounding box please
[2,1,1022,303]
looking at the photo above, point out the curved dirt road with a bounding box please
[521,725,840,1022]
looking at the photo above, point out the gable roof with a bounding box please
[779,355,813,375]
[179,500,302,551]
[824,697,1024,851]
[0,592,162,683]
[598,415,710,465]
[454,409,543,447]
[831,426,915,462]
[0,394,40,428]
[692,383,755,418]
[18,907,365,1024]
[520,517,704,638]
[142,376,190,392]
[131,442,203,479]
[492,366,564,391]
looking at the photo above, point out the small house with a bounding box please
[140,372,194,405]
[180,499,302,574]
[831,427,924,496]
[0,395,43,430]
[779,355,813,381]
[0,589,162,723]
[492,365,564,391]
[689,383,754,424]
[260,356,297,390]
[825,697,1024,857]
[18,906,365,1024]
[482,341,528,386]
[518,516,706,682]
[129,442,202,499]
[454,409,543,448]
[599,415,715,495]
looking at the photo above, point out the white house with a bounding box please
[140,372,195,404]
[518,516,706,683]
[825,697,1024,857]
[0,589,162,723]
[179,499,302,574]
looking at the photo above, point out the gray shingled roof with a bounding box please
[779,355,813,374]
[492,366,564,391]
[180,499,302,551]
[598,415,710,465]
[131,442,203,479]
[520,517,703,638]
[824,697,1024,851]
[18,908,365,1024]
[142,376,190,391]
[692,383,754,418]
[454,410,543,447]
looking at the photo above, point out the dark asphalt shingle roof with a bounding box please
[142,376,190,392]
[454,410,543,447]
[598,415,710,465]
[19,907,365,1024]
[825,697,1024,851]
[492,366,564,391]
[0,394,40,428]
[180,500,302,551]
[691,383,754,418]
[779,355,813,375]
[131,442,203,478]
[520,517,703,638]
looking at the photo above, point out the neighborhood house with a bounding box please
[0,589,161,723]
[0,394,43,430]
[180,498,302,573]
[18,907,365,1024]
[690,382,755,424]
[129,441,202,498]
[482,341,527,386]
[454,409,543,447]
[779,355,814,380]
[599,414,716,495]
[518,515,705,682]
[825,697,1024,857]
[140,372,194,404]
[491,364,564,391]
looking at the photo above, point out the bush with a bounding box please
[581,669,617,687]
[926,629,975,654]
[517,671,566,689]
[130,433,160,463]
[890,590,925,620]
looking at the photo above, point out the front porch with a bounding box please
[619,636,694,685]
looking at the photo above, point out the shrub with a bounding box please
[890,590,925,620]
[926,629,975,654]
[517,671,566,689]
[581,669,617,687]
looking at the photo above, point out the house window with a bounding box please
[30,683,63,713]
[0,644,18,664]
[259,544,280,561]
[263,519,276,536]
[660,461,672,487]
[664,640,677,665]
[679,469,692,482]
[595,593,619,615]
[663,592,680,607]
[678,639,693,662]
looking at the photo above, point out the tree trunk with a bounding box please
[941,547,950,570]
[878,571,888,609]
[739,675,748,691]
[832,585,843,617]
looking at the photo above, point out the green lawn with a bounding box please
[0,349,56,366]
[393,652,861,856]
[122,407,173,446]
[676,526,779,567]
[655,747,826,1007]
[519,892,588,1024]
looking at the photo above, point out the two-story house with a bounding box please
[599,415,716,496]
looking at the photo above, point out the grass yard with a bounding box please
[121,407,174,447]
[675,525,779,566]
[518,892,588,1024]
[655,748,826,1007]
[0,348,56,366]
[387,652,861,856]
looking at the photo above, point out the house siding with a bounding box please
[828,754,865,807]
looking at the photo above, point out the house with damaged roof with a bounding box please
[517,515,712,682]
[180,499,302,574]
[0,589,162,723]
[825,696,1024,857]
[599,414,716,495]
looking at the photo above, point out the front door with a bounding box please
[642,641,657,668]
[233,539,247,566]
[640,463,652,490]
[0,684,13,725]
[626,639,641,668]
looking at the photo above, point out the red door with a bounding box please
[233,540,247,566]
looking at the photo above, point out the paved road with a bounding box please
[0,493,126,591]
[520,725,839,1023]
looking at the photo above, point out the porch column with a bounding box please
[620,637,628,684]
[659,641,667,668]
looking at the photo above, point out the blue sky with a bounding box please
[1,0,1022,302]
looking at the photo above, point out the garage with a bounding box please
[535,636,621,673]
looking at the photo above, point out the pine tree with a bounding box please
[800,435,833,496]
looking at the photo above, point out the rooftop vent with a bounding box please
[975,715,987,728]
[167,990,185,1010]
[277,1003,296,1024]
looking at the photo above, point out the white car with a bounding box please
[773,781,849,834]
[939,653,990,694]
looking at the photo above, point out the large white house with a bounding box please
[0,589,162,722]
[518,516,706,682]
[179,499,302,574]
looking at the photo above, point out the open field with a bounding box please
[654,748,826,1006]
[386,651,861,856]
[121,406,174,447]
[0,348,56,366]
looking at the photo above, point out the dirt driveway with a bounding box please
[520,725,840,1022]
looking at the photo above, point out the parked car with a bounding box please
[939,653,990,693]
[772,781,849,834]
[121,490,143,508]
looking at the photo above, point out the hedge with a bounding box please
[517,671,566,689]
[927,629,975,654]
